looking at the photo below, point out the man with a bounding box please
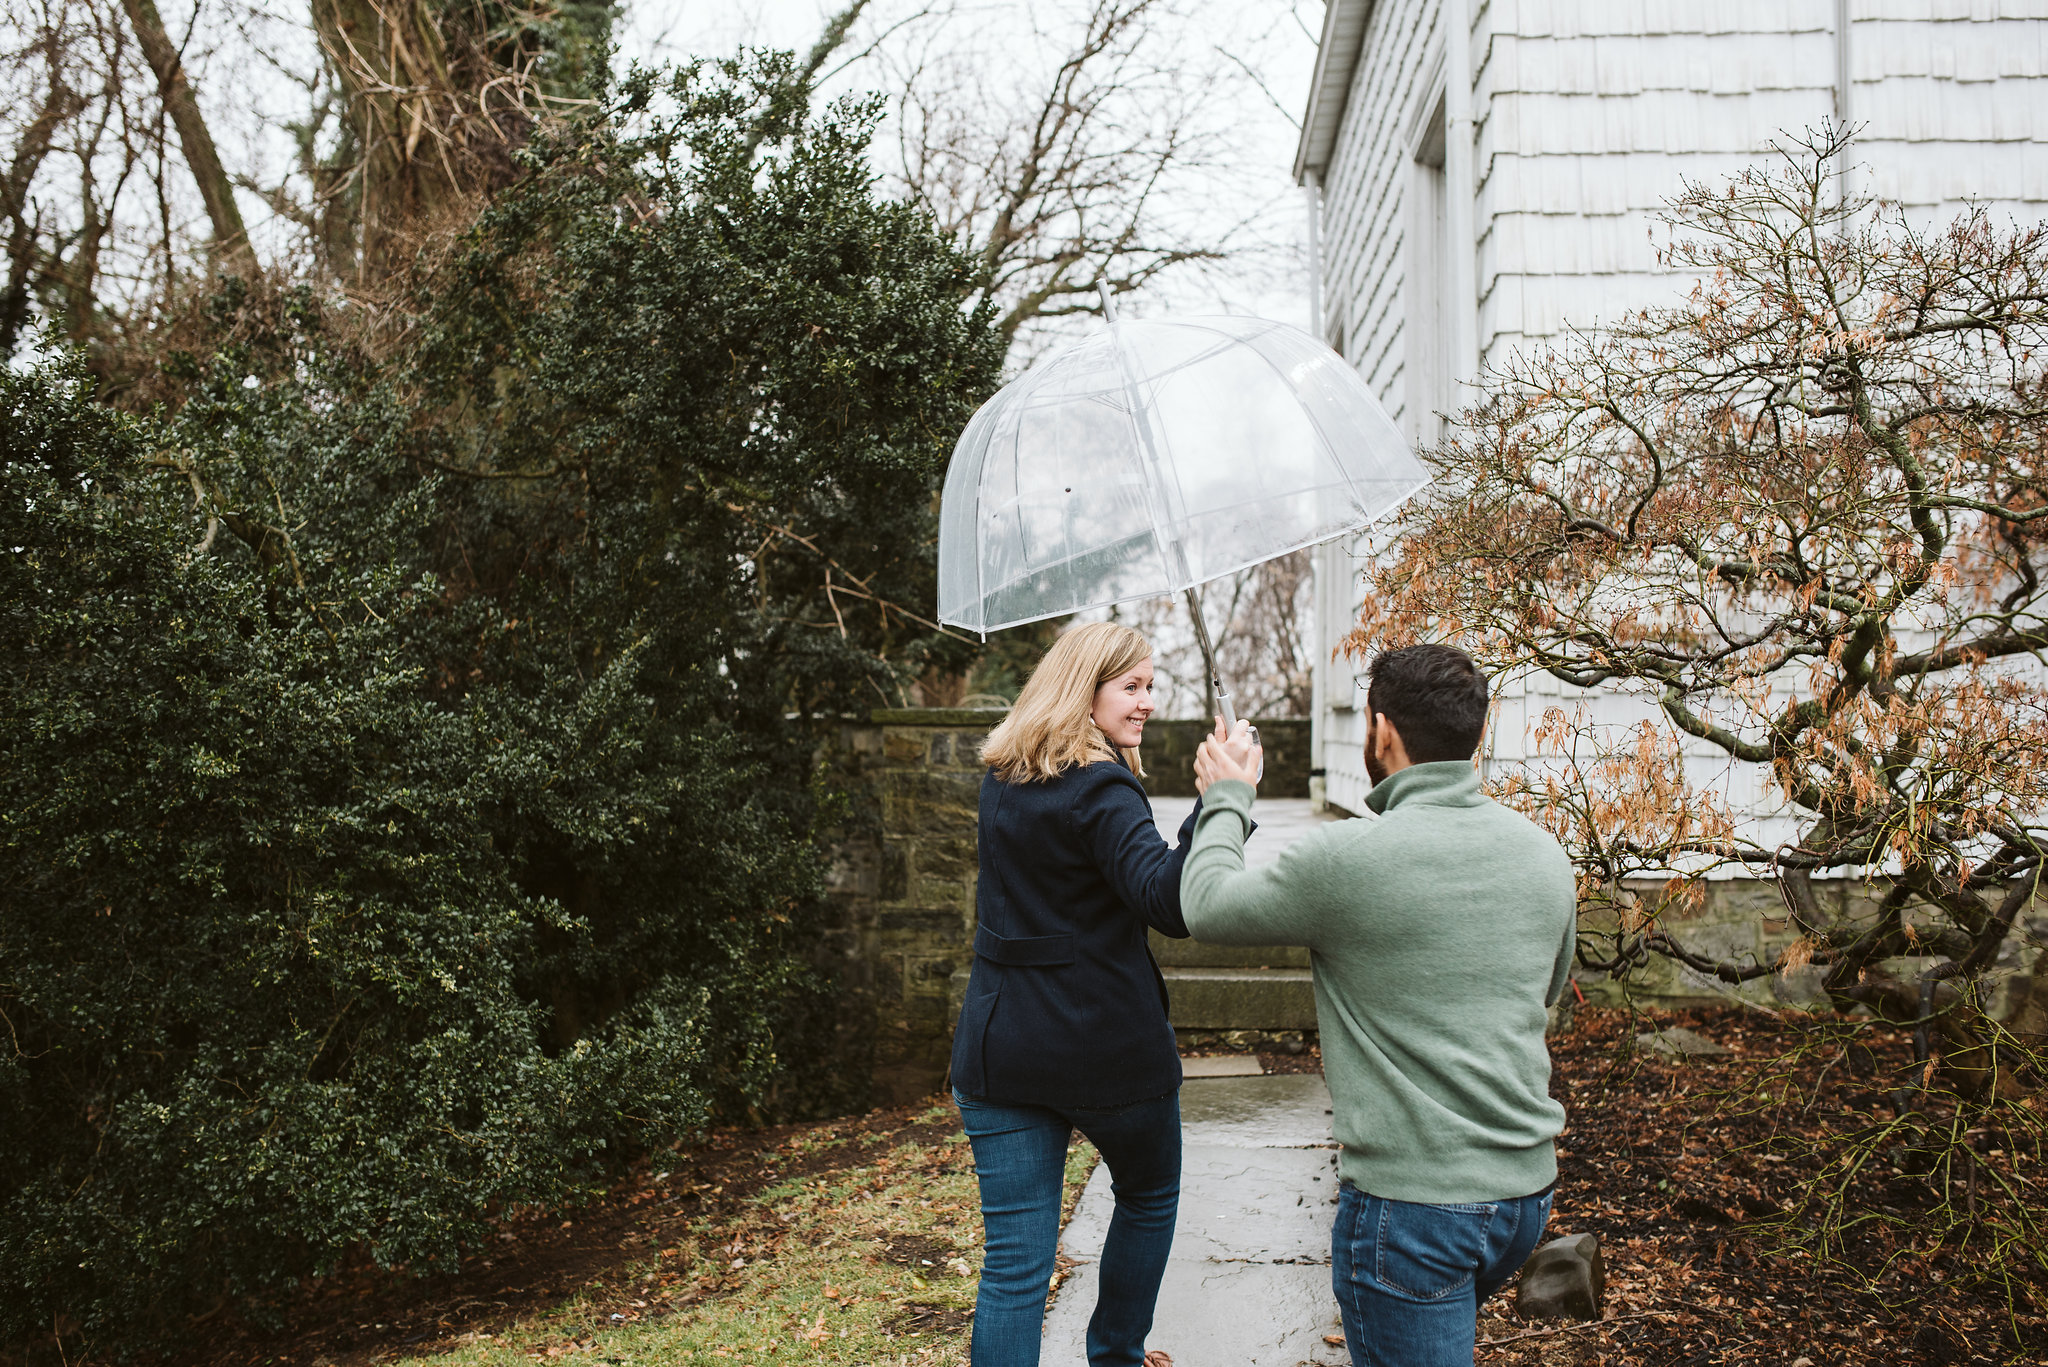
[1182,643,1576,1367]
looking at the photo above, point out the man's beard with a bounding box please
[1364,727,1389,786]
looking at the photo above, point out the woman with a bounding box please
[951,620,1249,1367]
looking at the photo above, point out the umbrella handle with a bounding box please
[1183,587,1262,782]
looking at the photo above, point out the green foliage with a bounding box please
[0,55,1000,1351]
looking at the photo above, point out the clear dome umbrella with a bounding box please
[937,287,1428,728]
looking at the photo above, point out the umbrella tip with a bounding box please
[1097,280,1119,324]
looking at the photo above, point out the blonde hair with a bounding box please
[982,621,1152,783]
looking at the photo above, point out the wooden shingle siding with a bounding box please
[1310,0,1453,810]
[1855,5,2048,214]
[1306,0,2048,822]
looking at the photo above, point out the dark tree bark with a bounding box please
[0,35,78,353]
[117,0,249,269]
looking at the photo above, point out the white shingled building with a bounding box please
[1298,0,2048,821]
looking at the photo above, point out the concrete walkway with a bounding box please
[1041,1073,1350,1366]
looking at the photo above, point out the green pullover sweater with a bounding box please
[1182,763,1576,1204]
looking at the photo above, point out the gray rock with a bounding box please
[1515,1233,1604,1322]
[1635,1026,1730,1058]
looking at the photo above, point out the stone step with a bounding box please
[1163,966,1318,1030]
[1150,928,1309,968]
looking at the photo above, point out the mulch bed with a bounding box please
[1475,1004,2047,1366]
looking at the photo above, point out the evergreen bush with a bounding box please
[0,56,998,1348]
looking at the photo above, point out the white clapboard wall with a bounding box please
[1302,0,2048,832]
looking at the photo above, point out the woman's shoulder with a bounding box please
[1064,759,1149,816]
[984,758,1143,799]
[984,755,1137,781]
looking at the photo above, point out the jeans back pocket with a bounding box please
[1372,1198,1499,1301]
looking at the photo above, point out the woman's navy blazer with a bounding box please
[949,756,1212,1108]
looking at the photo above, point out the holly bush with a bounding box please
[0,55,999,1349]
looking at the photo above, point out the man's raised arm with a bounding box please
[1179,766,1332,949]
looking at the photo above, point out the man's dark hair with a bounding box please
[1366,644,1491,763]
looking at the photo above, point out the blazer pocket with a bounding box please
[974,925,1075,967]
[954,980,1002,1092]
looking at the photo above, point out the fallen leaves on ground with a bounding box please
[1476,1006,2046,1366]
[148,1101,1094,1367]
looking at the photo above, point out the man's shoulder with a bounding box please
[1368,790,1572,864]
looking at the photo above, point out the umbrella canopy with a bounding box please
[937,312,1426,635]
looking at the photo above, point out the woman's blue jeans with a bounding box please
[1331,1180,1554,1367]
[952,1088,1181,1367]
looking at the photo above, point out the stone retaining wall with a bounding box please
[816,709,1310,1104]
[817,709,2047,1105]
[1576,879,2047,1021]
[1135,718,1312,798]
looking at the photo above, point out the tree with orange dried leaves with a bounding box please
[1353,127,2048,1100]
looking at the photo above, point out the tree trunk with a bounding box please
[1,66,75,353]
[311,0,465,280]
[117,0,250,270]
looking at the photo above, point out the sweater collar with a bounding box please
[1364,760,1486,814]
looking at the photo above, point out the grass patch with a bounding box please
[394,1104,1099,1366]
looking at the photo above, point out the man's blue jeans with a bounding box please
[1331,1180,1554,1367]
[953,1088,1181,1367]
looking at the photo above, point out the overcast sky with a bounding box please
[2,1,1322,360]
[609,1,1327,340]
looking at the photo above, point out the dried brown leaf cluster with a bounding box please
[1355,127,2048,1090]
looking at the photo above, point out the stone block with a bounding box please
[875,907,962,935]
[1636,1026,1730,1058]
[1164,967,1319,1030]
[1181,1055,1264,1078]
[869,707,1010,728]
[883,729,926,763]
[927,730,987,770]
[1516,1233,1603,1322]
[906,954,960,988]
[914,834,978,881]
[877,796,976,840]
[1151,929,1309,969]
[879,770,980,831]
[1771,964,1829,1006]
[825,845,878,897]
[878,840,909,901]
[908,877,970,911]
[870,1054,949,1106]
[1706,880,1786,917]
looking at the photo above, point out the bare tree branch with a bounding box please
[117,0,247,268]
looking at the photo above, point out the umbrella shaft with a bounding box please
[1182,587,1235,731]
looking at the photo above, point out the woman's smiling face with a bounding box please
[1090,657,1157,749]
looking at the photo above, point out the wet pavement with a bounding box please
[1040,1073,1350,1366]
